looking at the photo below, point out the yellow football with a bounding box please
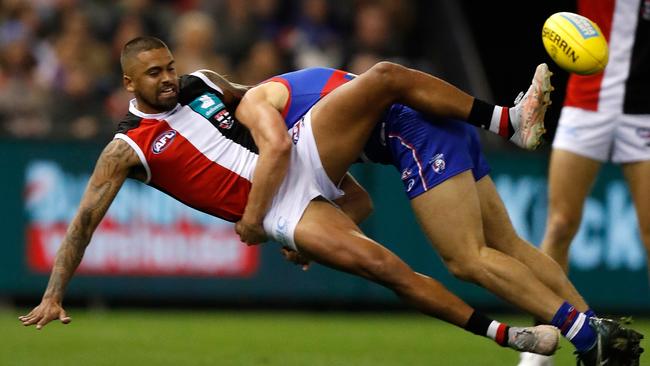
[542,12,609,75]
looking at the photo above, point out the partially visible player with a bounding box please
[543,0,650,272]
[519,1,650,365]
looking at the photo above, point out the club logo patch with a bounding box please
[215,109,233,129]
[430,153,446,174]
[152,130,177,154]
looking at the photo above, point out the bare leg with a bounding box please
[541,149,601,271]
[294,199,474,327]
[410,171,565,322]
[475,175,589,311]
[310,62,474,182]
[622,161,650,278]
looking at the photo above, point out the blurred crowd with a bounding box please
[0,0,433,142]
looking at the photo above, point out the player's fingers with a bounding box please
[20,313,38,323]
[59,311,71,324]
[18,310,37,321]
[284,251,301,264]
[36,316,53,330]
[22,314,42,326]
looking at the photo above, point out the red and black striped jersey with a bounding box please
[114,71,258,222]
[564,0,650,114]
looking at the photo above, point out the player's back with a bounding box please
[266,67,356,128]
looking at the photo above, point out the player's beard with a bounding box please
[136,89,178,112]
[155,94,178,111]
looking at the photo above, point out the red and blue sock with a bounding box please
[551,302,597,352]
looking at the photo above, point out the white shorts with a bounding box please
[552,106,650,163]
[262,109,344,251]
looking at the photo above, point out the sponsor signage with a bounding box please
[24,161,258,277]
[494,175,646,271]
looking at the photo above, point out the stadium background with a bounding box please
[1,0,648,365]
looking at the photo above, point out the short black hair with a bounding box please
[120,36,169,73]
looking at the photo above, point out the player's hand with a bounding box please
[19,298,71,330]
[281,247,311,271]
[235,218,268,245]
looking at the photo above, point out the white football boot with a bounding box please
[508,325,559,356]
[509,63,553,150]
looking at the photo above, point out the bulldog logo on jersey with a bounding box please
[152,130,177,154]
[430,153,446,174]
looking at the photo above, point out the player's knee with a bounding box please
[366,61,408,93]
[444,254,483,282]
[546,211,582,244]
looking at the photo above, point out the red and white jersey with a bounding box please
[114,71,258,222]
[564,0,650,114]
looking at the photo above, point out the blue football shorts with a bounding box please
[378,104,491,200]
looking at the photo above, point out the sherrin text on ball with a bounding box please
[542,12,609,75]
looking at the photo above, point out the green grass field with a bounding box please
[2,309,648,365]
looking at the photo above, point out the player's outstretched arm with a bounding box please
[19,139,138,330]
[234,82,291,245]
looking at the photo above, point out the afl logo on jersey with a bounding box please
[152,130,177,154]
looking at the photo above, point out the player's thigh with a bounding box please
[474,176,519,247]
[293,199,410,279]
[309,65,399,182]
[622,160,650,242]
[547,148,601,218]
[475,176,550,264]
[410,170,485,263]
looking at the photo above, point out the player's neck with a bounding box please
[133,99,175,115]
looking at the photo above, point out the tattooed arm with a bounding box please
[19,139,140,330]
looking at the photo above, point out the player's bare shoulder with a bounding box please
[96,139,145,181]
